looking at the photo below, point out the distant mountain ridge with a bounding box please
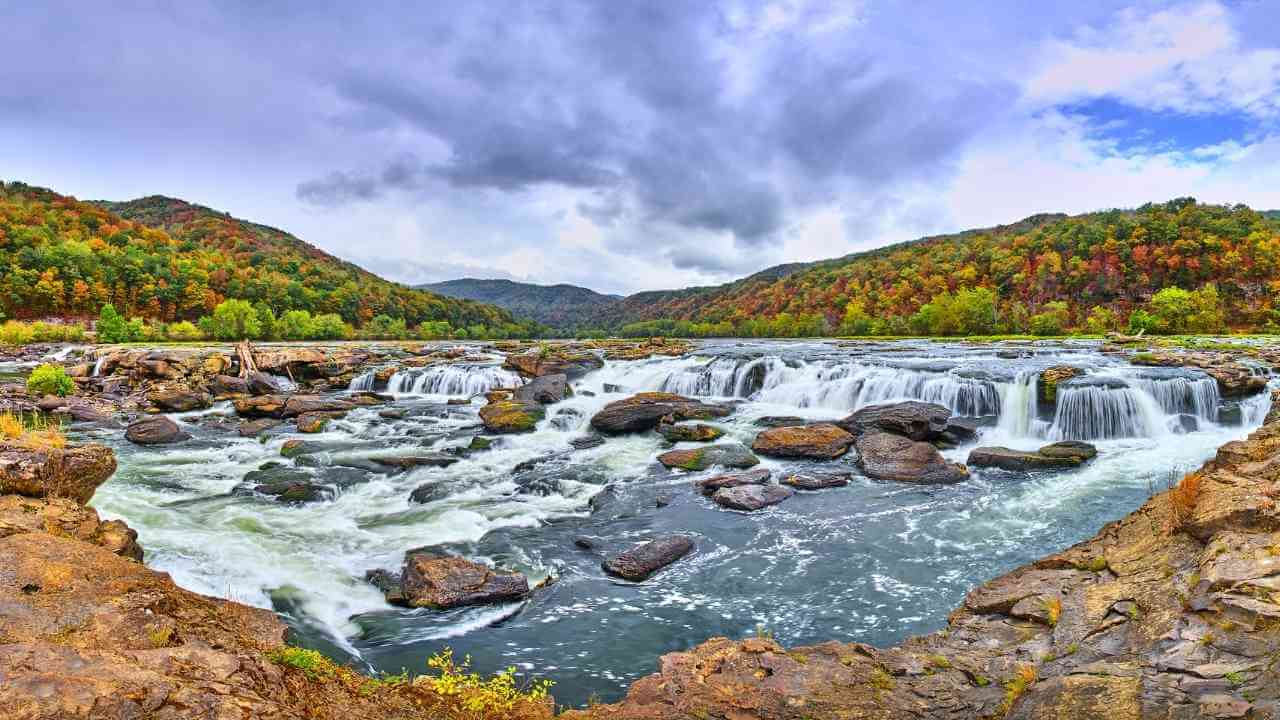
[418,278,621,330]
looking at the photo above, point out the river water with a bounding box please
[80,339,1273,706]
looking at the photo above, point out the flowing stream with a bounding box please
[81,339,1272,706]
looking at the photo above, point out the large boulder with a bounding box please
[698,467,772,495]
[0,494,141,560]
[591,392,731,435]
[209,374,251,397]
[232,394,290,418]
[657,443,759,471]
[838,401,951,440]
[513,373,569,405]
[505,349,604,379]
[397,554,529,609]
[712,484,794,511]
[751,423,854,459]
[968,441,1098,471]
[479,400,545,433]
[245,371,284,396]
[855,431,969,484]
[147,387,211,412]
[125,416,191,446]
[602,535,695,581]
[0,444,117,504]
[283,396,355,417]
[295,411,342,433]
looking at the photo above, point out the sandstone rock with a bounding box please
[398,554,529,609]
[479,400,545,433]
[968,441,1097,471]
[1039,365,1084,404]
[283,395,355,417]
[751,423,854,459]
[253,347,327,371]
[209,374,251,397]
[753,415,807,428]
[657,442,759,471]
[239,417,282,437]
[591,392,731,435]
[570,435,606,450]
[279,438,310,458]
[148,386,211,412]
[0,494,141,560]
[838,401,951,440]
[243,467,329,503]
[781,472,851,490]
[712,483,794,511]
[657,423,724,442]
[855,431,968,484]
[698,467,772,494]
[233,394,290,418]
[296,411,342,433]
[125,416,191,445]
[602,535,694,581]
[504,349,603,379]
[370,453,460,470]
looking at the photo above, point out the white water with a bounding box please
[83,341,1273,682]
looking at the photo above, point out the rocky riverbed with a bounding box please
[4,336,1280,717]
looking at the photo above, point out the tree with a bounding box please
[307,313,352,340]
[1083,306,1118,334]
[838,299,872,336]
[96,304,138,343]
[277,310,314,340]
[200,299,262,340]
[1029,301,1070,336]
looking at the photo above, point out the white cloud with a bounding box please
[1025,2,1280,117]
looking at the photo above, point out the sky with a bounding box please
[2,1,1279,296]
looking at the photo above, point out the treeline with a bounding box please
[605,198,1280,335]
[612,283,1233,338]
[0,182,541,336]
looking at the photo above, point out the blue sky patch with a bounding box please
[1060,97,1256,155]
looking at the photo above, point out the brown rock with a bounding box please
[125,416,191,445]
[838,401,951,440]
[855,431,968,484]
[591,392,731,435]
[657,443,759,471]
[0,494,141,560]
[698,467,771,494]
[781,472,851,490]
[712,483,794,511]
[398,554,529,609]
[602,535,695,581]
[658,423,724,442]
[148,386,212,412]
[751,423,854,459]
[0,443,117,504]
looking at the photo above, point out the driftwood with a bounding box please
[236,340,258,378]
[1105,329,1146,344]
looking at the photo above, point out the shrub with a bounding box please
[165,321,204,341]
[1167,471,1203,532]
[0,320,35,346]
[308,313,352,340]
[199,299,263,341]
[27,363,74,397]
[266,646,338,681]
[421,649,553,716]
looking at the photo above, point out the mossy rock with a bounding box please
[479,401,545,434]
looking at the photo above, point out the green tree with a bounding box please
[1029,301,1070,336]
[838,299,873,336]
[96,304,129,343]
[1083,306,1118,334]
[277,310,314,340]
[307,313,352,340]
[200,299,262,340]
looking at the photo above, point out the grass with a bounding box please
[267,646,338,681]
[998,665,1038,716]
[0,411,66,449]
[1041,596,1062,627]
[1167,471,1204,533]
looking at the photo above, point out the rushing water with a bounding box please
[81,339,1273,707]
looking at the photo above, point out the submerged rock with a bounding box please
[602,535,695,581]
[124,416,190,445]
[751,423,854,459]
[658,423,724,442]
[397,553,529,609]
[712,483,794,511]
[408,483,447,504]
[855,431,969,484]
[238,417,281,437]
[967,441,1097,471]
[657,442,759,471]
[838,401,951,440]
[296,411,342,433]
[570,435,606,450]
[591,392,731,435]
[752,415,806,428]
[781,472,851,490]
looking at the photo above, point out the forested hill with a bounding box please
[0,181,525,332]
[604,199,1280,336]
[418,278,620,330]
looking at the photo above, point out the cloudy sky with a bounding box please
[3,1,1278,295]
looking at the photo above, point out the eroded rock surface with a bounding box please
[591,392,731,435]
[855,431,969,484]
[751,423,854,459]
[838,401,951,440]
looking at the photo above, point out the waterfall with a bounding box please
[996,372,1039,437]
[385,365,522,397]
[1131,375,1219,420]
[1046,382,1166,440]
[349,371,376,392]
[92,356,107,376]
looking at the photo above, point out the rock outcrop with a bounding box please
[125,415,191,445]
[1131,350,1268,398]
[396,553,530,609]
[591,392,731,435]
[658,423,724,442]
[0,443,117,504]
[838,401,951,441]
[968,440,1098,471]
[751,423,855,459]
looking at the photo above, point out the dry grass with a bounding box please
[1167,471,1203,533]
[998,665,1038,716]
[0,411,66,449]
[1041,596,1062,627]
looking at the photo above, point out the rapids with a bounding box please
[81,339,1273,706]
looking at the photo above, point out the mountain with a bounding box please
[599,199,1280,335]
[0,181,526,332]
[419,278,621,330]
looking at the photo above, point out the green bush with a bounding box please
[307,313,352,340]
[165,321,204,341]
[27,364,74,397]
[199,299,262,340]
[97,304,145,343]
[0,321,35,346]
[277,310,314,340]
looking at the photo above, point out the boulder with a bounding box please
[855,431,969,484]
[0,443,117,504]
[753,416,807,428]
[125,416,191,446]
[505,349,603,379]
[698,467,772,495]
[283,396,355,417]
[591,392,731,435]
[0,494,141,560]
[371,453,460,470]
[713,484,794,511]
[657,443,759,471]
[296,411,342,433]
[751,423,854,459]
[967,441,1097,472]
[245,371,284,396]
[397,554,529,609]
[602,535,695,581]
[232,394,290,418]
[513,373,569,404]
[781,472,851,490]
[238,418,281,437]
[838,401,951,440]
[242,467,329,503]
[479,400,545,433]
[148,387,211,412]
[1039,365,1084,404]
[209,374,251,397]
[658,423,724,442]
[252,347,327,372]
[409,483,447,504]
[570,435,607,450]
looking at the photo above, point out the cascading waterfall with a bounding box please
[385,365,522,397]
[995,372,1040,437]
[92,356,107,376]
[1046,382,1167,440]
[349,371,376,392]
[1131,375,1220,420]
